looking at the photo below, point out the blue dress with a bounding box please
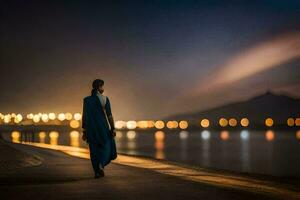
[81,94,117,172]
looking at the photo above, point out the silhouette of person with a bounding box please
[82,79,117,178]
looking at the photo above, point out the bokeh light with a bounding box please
[240,118,249,127]
[115,120,126,129]
[70,120,80,129]
[155,120,165,129]
[219,118,228,127]
[74,113,82,121]
[48,113,56,120]
[200,119,210,128]
[65,112,73,120]
[58,113,65,121]
[179,120,188,129]
[228,118,237,127]
[126,120,137,129]
[287,118,295,127]
[265,118,274,127]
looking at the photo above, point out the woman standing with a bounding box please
[81,79,117,178]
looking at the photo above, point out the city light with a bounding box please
[166,121,179,129]
[74,113,82,121]
[70,120,80,129]
[115,120,127,129]
[228,118,237,127]
[126,120,137,129]
[265,118,274,127]
[48,113,56,120]
[240,118,249,127]
[219,118,228,127]
[155,120,165,129]
[65,113,73,120]
[287,118,295,126]
[58,113,65,121]
[179,120,188,129]
[200,119,210,128]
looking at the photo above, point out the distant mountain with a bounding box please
[165,91,300,127]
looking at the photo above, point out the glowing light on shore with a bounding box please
[147,120,155,128]
[65,113,73,120]
[70,120,80,129]
[155,120,165,129]
[126,121,137,129]
[137,120,148,129]
[240,118,249,127]
[201,130,210,140]
[58,113,65,121]
[220,131,229,140]
[48,113,56,120]
[14,114,23,123]
[265,118,274,127]
[179,120,188,129]
[115,121,126,129]
[33,115,40,123]
[39,131,46,143]
[200,119,210,128]
[295,118,300,126]
[166,121,179,129]
[49,131,59,145]
[228,118,237,127]
[219,118,228,127]
[266,130,275,141]
[4,115,11,123]
[27,113,34,119]
[287,118,294,127]
[11,131,20,143]
[126,131,136,139]
[41,114,49,122]
[74,113,82,121]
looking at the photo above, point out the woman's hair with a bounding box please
[91,79,104,95]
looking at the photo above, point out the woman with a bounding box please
[81,79,117,178]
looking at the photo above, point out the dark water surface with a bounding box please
[2,129,300,177]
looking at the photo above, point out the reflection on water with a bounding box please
[11,131,20,143]
[266,130,275,141]
[39,131,46,143]
[49,131,59,145]
[155,131,165,159]
[4,129,300,176]
[70,131,80,147]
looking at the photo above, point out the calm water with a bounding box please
[2,129,300,177]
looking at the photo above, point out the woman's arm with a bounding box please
[105,97,116,136]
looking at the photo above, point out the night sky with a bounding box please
[1,0,300,120]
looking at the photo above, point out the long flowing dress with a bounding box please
[81,92,117,172]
